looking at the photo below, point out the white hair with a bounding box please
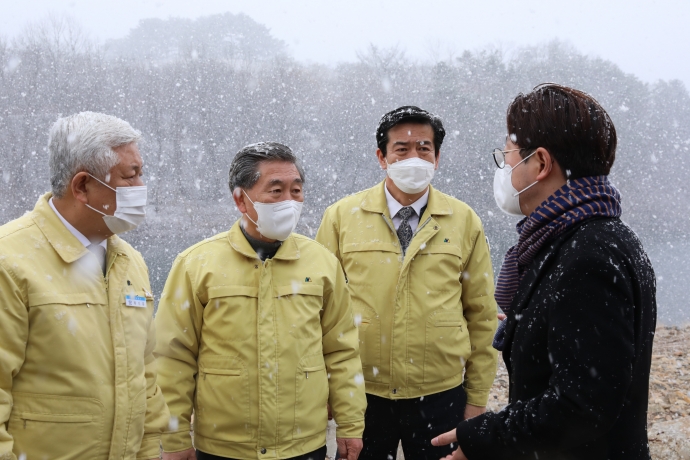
[48,111,141,198]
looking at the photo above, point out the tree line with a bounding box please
[1,13,688,293]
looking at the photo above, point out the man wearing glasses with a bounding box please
[316,106,498,460]
[433,84,656,460]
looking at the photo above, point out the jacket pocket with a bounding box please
[274,284,324,340]
[28,292,108,307]
[341,243,395,382]
[341,242,401,287]
[418,244,463,292]
[28,291,108,340]
[352,303,381,382]
[293,354,329,440]
[206,286,259,342]
[8,392,104,459]
[423,310,469,383]
[195,356,253,442]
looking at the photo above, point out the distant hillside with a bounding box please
[104,12,287,62]
[1,15,689,323]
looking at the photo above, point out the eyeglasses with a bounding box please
[491,148,523,169]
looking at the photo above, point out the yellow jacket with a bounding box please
[154,221,366,459]
[0,193,169,460]
[316,182,498,406]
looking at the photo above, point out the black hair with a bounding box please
[376,106,445,156]
[507,83,617,178]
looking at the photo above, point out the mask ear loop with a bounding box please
[88,174,117,192]
[85,203,108,216]
[513,181,539,197]
[509,151,540,197]
[241,189,255,205]
[85,173,116,216]
[241,189,260,228]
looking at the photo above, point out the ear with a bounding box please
[376,148,387,170]
[232,188,248,214]
[534,148,555,181]
[434,149,441,170]
[71,172,91,204]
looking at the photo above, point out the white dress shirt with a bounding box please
[384,184,429,233]
[49,198,107,250]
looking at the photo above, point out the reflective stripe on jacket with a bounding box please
[316,182,498,406]
[154,221,366,459]
[0,193,169,460]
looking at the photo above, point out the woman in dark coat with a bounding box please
[432,84,657,460]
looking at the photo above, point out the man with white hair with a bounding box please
[0,112,169,459]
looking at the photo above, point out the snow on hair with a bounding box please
[228,141,304,192]
[48,111,141,198]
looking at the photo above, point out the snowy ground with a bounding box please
[326,325,690,460]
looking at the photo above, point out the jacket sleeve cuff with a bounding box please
[463,386,490,407]
[456,412,501,460]
[456,417,483,460]
[161,431,194,453]
[335,419,365,438]
[137,433,162,459]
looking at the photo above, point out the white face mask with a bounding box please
[493,151,538,217]
[242,190,303,241]
[385,157,436,194]
[86,174,147,234]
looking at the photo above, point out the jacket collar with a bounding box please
[32,193,125,265]
[227,220,300,261]
[360,181,453,218]
[32,193,91,264]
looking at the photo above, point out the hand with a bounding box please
[162,448,196,460]
[431,428,468,460]
[336,437,363,460]
[463,404,486,420]
[497,313,507,321]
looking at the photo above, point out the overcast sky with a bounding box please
[3,0,689,89]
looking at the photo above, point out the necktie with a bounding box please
[396,206,415,255]
[87,244,107,275]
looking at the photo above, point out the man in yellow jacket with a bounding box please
[316,106,498,460]
[155,142,366,460]
[0,112,169,460]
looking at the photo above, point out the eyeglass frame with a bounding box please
[491,147,526,169]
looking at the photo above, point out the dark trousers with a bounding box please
[196,445,327,460]
[357,385,467,460]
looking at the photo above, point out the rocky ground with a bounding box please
[647,326,690,460]
[326,325,690,459]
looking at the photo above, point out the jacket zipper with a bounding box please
[382,213,433,394]
[414,217,432,237]
[381,214,397,238]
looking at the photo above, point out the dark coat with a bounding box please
[456,217,657,460]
